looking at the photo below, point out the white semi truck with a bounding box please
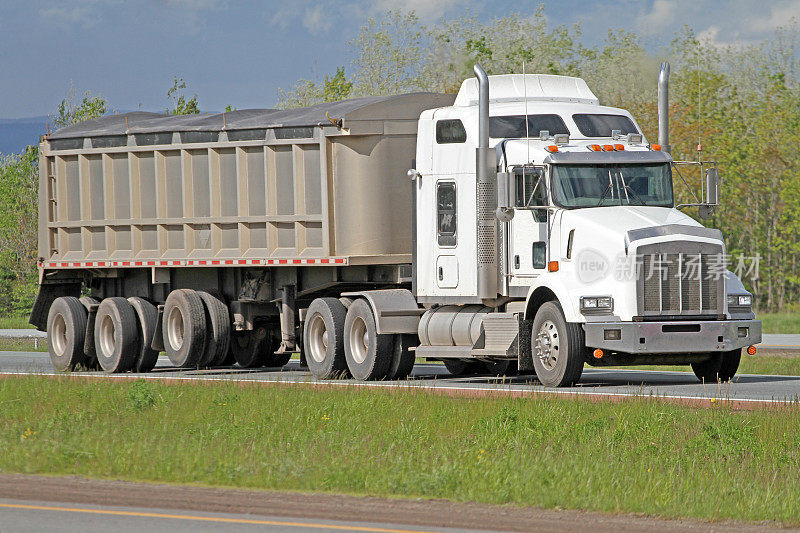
[32,63,760,386]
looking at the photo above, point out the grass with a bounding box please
[0,377,799,525]
[0,316,34,329]
[759,312,800,334]
[614,352,800,376]
[0,338,47,352]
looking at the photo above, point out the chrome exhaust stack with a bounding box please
[474,64,498,300]
[658,62,671,154]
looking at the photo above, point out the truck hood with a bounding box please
[559,206,709,245]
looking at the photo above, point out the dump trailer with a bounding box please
[33,63,761,386]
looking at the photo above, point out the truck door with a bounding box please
[510,167,549,280]
[435,181,458,288]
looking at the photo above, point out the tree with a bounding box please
[277,67,353,109]
[52,82,109,128]
[167,76,199,115]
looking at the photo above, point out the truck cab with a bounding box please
[411,67,760,386]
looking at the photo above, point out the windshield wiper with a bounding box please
[595,170,614,206]
[617,171,646,206]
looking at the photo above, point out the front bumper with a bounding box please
[583,319,761,354]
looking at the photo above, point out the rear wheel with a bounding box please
[163,289,207,368]
[386,334,416,380]
[128,297,160,373]
[344,299,392,381]
[197,290,231,367]
[94,297,139,373]
[304,297,348,379]
[79,297,101,370]
[230,325,274,368]
[47,296,88,372]
[531,302,584,387]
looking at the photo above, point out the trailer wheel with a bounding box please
[443,359,483,376]
[531,301,584,387]
[79,296,101,370]
[128,297,160,373]
[344,299,393,381]
[385,334,416,380]
[197,290,231,367]
[163,289,207,368]
[230,325,274,368]
[47,296,88,372]
[94,297,139,373]
[304,297,348,379]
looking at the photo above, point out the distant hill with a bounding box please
[0,116,48,155]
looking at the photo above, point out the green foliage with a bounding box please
[167,76,199,115]
[2,377,800,525]
[277,66,353,109]
[52,83,109,129]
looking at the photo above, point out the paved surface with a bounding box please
[0,475,783,533]
[3,351,800,406]
[760,334,800,351]
[0,329,45,338]
[0,499,488,533]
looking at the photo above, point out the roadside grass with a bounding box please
[0,377,799,525]
[759,312,800,334]
[612,352,800,376]
[0,317,34,329]
[0,338,47,352]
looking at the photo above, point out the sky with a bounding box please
[1,0,799,119]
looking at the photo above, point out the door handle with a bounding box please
[514,255,520,269]
[438,266,444,281]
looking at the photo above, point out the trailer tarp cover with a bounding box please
[47,93,451,139]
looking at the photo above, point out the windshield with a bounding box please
[551,163,674,208]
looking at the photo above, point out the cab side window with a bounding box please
[515,167,547,222]
[437,182,457,246]
[436,120,467,144]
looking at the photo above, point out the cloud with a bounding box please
[163,0,220,8]
[750,0,800,32]
[302,5,332,32]
[638,0,677,30]
[370,0,470,21]
[39,0,108,27]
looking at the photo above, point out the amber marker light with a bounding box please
[602,144,615,151]
[747,345,757,355]
[593,349,604,359]
[545,145,559,153]
[588,144,602,151]
[650,144,662,151]
[614,143,625,150]
[547,261,559,272]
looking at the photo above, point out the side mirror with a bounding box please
[704,167,719,205]
[496,171,514,222]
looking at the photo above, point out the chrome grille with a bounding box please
[638,244,724,316]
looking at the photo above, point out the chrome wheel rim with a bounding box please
[308,315,328,363]
[535,319,559,371]
[167,306,185,352]
[349,316,369,364]
[99,313,116,358]
[52,314,67,357]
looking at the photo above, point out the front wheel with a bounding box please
[531,302,584,387]
[692,349,741,383]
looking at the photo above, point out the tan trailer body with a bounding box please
[38,93,454,270]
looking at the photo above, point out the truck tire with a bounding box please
[47,296,88,372]
[692,349,741,383]
[304,297,348,379]
[163,289,207,368]
[531,301,584,387]
[94,297,139,373]
[344,299,393,381]
[266,351,292,368]
[385,334,416,380]
[197,290,231,368]
[230,325,273,368]
[128,297,160,373]
[443,359,483,376]
[79,296,101,370]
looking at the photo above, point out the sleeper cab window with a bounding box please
[533,241,547,269]
[437,182,457,246]
[436,119,467,144]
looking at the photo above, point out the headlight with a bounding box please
[581,296,613,313]
[727,294,752,308]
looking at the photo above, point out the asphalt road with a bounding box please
[2,351,800,406]
[0,499,491,533]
